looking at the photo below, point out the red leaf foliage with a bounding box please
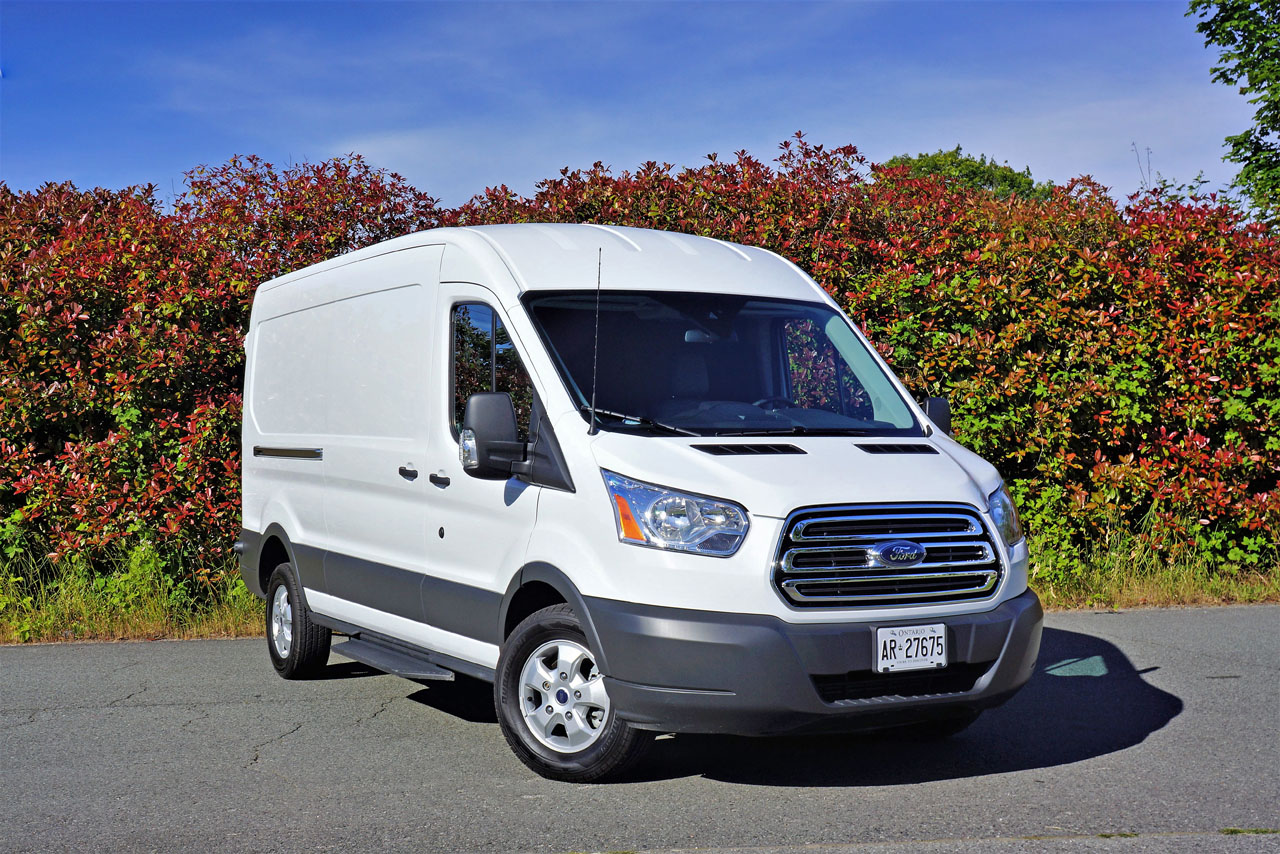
[1,138,1275,580]
[0,158,440,581]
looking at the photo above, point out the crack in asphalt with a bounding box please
[180,707,211,731]
[106,684,148,707]
[358,697,394,725]
[0,709,39,731]
[244,722,303,769]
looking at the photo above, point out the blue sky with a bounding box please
[0,1,1254,206]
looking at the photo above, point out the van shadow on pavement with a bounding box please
[406,674,499,724]
[635,627,1182,786]
[343,626,1181,785]
[310,660,383,680]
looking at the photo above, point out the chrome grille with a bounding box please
[773,504,1002,607]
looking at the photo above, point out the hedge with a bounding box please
[1,138,1275,590]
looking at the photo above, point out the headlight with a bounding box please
[601,470,748,556]
[988,483,1024,546]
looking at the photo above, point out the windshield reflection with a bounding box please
[525,291,921,437]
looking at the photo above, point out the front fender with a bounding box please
[500,562,613,676]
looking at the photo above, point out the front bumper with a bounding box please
[587,587,1043,735]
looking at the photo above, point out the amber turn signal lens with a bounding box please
[612,493,646,542]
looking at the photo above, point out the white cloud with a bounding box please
[134,1,1254,205]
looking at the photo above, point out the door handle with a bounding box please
[429,473,451,487]
[398,466,419,481]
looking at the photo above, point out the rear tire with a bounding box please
[266,562,331,679]
[495,604,651,782]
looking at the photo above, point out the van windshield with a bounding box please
[523,291,922,437]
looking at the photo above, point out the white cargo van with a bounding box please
[237,224,1042,781]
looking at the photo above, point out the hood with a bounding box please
[587,432,1002,519]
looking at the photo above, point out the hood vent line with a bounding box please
[691,443,806,456]
[855,444,939,455]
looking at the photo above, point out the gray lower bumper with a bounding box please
[587,588,1043,736]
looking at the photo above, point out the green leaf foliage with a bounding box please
[882,146,1052,200]
[0,159,441,585]
[0,137,1275,591]
[1188,0,1280,216]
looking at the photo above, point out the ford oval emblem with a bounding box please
[871,539,926,567]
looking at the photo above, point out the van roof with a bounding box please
[258,224,829,303]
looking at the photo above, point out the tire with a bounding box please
[265,562,331,680]
[495,604,651,782]
[894,709,981,741]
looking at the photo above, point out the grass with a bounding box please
[0,535,1276,644]
[0,546,260,644]
[1035,557,1280,610]
[1029,526,1279,610]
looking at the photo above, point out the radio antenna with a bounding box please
[588,247,602,435]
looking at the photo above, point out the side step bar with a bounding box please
[311,612,495,682]
[332,638,455,681]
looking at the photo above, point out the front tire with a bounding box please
[266,562,331,679]
[495,604,650,782]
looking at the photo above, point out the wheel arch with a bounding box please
[500,563,612,676]
[254,524,312,612]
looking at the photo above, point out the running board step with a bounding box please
[332,638,455,681]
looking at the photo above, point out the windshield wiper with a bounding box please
[581,406,701,437]
[715,426,874,436]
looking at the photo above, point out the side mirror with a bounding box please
[460,393,526,479]
[923,396,951,436]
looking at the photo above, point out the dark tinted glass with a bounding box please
[524,291,918,437]
[453,303,533,439]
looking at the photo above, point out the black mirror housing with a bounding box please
[461,392,525,479]
[924,396,952,437]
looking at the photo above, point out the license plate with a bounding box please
[876,623,947,673]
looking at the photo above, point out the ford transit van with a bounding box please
[237,224,1043,781]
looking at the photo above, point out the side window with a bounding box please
[453,303,534,439]
[781,318,873,419]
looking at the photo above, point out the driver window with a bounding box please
[452,303,534,439]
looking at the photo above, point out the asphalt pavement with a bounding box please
[1,605,1277,853]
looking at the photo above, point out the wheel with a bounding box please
[495,604,651,782]
[266,562,331,679]
[893,709,981,741]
